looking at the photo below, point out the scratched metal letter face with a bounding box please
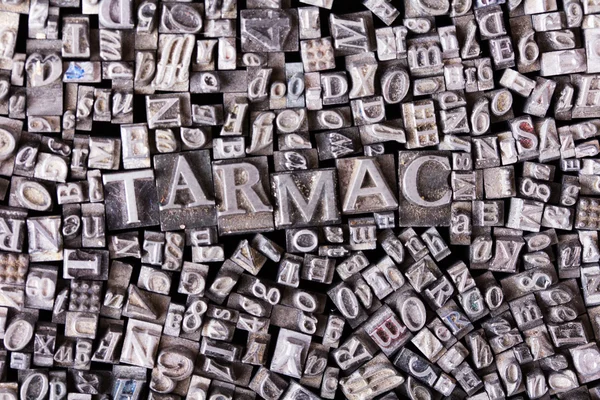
[315,127,362,160]
[69,280,102,314]
[146,93,192,129]
[25,49,64,117]
[111,87,133,122]
[212,156,274,235]
[337,155,398,215]
[271,168,340,229]
[300,39,336,73]
[0,253,27,311]
[329,12,375,56]
[340,353,404,400]
[328,281,368,328]
[120,318,162,369]
[402,100,439,149]
[7,168,41,206]
[25,265,57,310]
[62,16,91,58]
[393,347,440,388]
[120,124,150,170]
[102,169,161,230]
[109,232,140,260]
[582,265,600,306]
[88,137,121,170]
[0,13,18,69]
[398,151,452,226]
[154,150,216,231]
[27,216,63,262]
[249,367,289,400]
[0,117,23,178]
[270,328,311,379]
[153,34,194,91]
[363,305,410,355]
[240,9,298,52]
[0,206,26,253]
[63,249,109,280]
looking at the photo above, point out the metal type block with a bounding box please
[348,217,377,251]
[351,96,386,126]
[319,366,339,399]
[102,169,160,230]
[341,353,404,399]
[240,9,298,53]
[9,176,55,212]
[427,316,457,349]
[64,311,98,339]
[398,151,452,226]
[52,286,69,324]
[123,284,170,324]
[437,342,468,374]
[405,255,441,293]
[329,12,375,56]
[179,297,207,341]
[385,287,428,335]
[138,266,171,295]
[500,69,536,97]
[583,265,600,305]
[331,331,378,372]
[249,367,288,400]
[328,281,368,329]
[269,328,311,379]
[376,27,397,61]
[298,7,320,40]
[212,156,273,234]
[120,318,162,369]
[92,320,124,363]
[322,314,345,349]
[309,106,353,131]
[272,168,340,229]
[337,155,397,215]
[302,253,334,283]
[146,93,192,129]
[206,259,243,305]
[163,303,184,338]
[286,227,318,253]
[25,48,64,116]
[108,232,140,260]
[363,305,410,355]
[154,151,216,231]
[412,327,446,363]
[394,347,440,387]
[63,249,108,281]
[299,342,328,388]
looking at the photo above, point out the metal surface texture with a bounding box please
[2,0,600,399]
